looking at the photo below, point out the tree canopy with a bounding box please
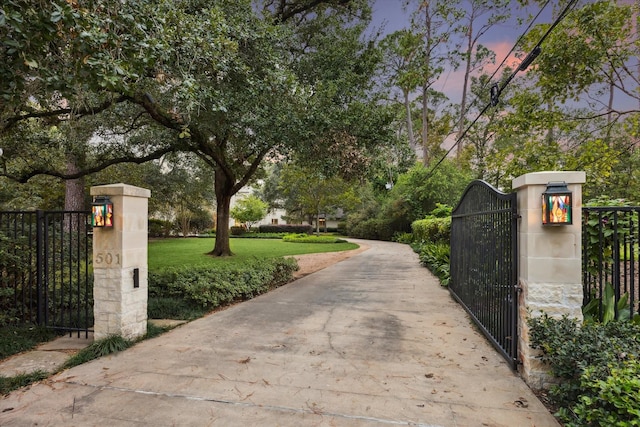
[2,0,640,247]
[0,0,392,255]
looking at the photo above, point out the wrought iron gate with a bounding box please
[450,180,519,369]
[0,210,93,336]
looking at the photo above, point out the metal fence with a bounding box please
[450,180,519,369]
[582,206,640,321]
[0,210,93,336]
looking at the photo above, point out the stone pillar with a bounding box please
[90,183,151,341]
[512,171,586,389]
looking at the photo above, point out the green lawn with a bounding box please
[148,237,358,271]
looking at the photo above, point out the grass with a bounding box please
[0,325,57,359]
[148,237,358,270]
[63,334,132,369]
[0,371,49,395]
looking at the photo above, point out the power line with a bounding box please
[423,0,579,182]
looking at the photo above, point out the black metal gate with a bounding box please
[0,210,93,336]
[450,180,519,369]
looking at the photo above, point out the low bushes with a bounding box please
[411,216,451,243]
[414,242,450,286]
[282,234,347,243]
[230,226,246,236]
[347,218,394,241]
[231,232,285,239]
[149,219,173,238]
[409,207,452,286]
[529,315,640,426]
[258,224,313,234]
[148,257,298,317]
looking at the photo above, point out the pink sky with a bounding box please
[371,0,548,102]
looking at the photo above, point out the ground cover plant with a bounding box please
[529,314,640,426]
[0,371,49,396]
[282,234,347,243]
[408,205,452,286]
[148,257,299,317]
[0,325,56,360]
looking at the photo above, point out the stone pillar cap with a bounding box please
[512,171,586,190]
[90,183,151,198]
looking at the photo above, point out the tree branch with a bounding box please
[2,96,128,132]
[1,146,176,183]
[271,0,352,23]
[126,92,185,131]
[571,109,640,121]
[232,146,272,194]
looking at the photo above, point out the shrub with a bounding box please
[148,257,298,310]
[528,314,640,424]
[231,232,285,239]
[571,360,640,426]
[282,234,347,243]
[337,222,347,234]
[392,232,413,244]
[230,226,246,236]
[413,242,450,286]
[148,219,173,238]
[347,218,394,241]
[258,224,313,234]
[411,216,451,244]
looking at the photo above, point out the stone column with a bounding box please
[90,184,151,341]
[512,171,586,389]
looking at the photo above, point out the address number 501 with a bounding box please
[95,252,121,266]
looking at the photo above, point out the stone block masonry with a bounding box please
[512,171,586,389]
[90,183,151,341]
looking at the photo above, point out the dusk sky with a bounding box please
[369,1,556,102]
[368,1,638,111]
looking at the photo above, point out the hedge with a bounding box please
[411,216,451,244]
[258,224,313,234]
[148,257,298,309]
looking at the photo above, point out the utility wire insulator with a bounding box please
[490,83,500,107]
[519,46,542,71]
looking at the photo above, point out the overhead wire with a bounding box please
[422,0,580,181]
[463,0,551,116]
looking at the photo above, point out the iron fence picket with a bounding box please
[582,206,640,321]
[0,210,92,336]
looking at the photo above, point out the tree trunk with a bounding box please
[421,84,429,166]
[421,2,432,166]
[403,89,416,151]
[64,154,85,211]
[456,23,473,157]
[64,153,85,233]
[211,168,234,256]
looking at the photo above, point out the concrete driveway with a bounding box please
[0,239,558,426]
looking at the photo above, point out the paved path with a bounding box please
[0,240,559,426]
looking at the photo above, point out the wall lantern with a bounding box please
[92,196,113,228]
[542,182,572,226]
